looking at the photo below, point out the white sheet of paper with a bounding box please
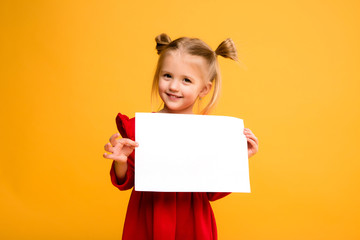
[135,112,250,192]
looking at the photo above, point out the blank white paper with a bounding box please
[134,112,250,192]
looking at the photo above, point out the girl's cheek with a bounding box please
[158,80,166,90]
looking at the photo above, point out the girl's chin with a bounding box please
[162,105,193,114]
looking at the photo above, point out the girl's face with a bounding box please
[158,51,212,114]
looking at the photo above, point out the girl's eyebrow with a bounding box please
[160,70,195,80]
[160,70,173,74]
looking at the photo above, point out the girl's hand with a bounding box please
[243,128,259,158]
[103,133,139,163]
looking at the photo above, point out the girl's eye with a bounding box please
[183,78,192,83]
[164,74,171,78]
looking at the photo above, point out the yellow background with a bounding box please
[1,0,359,239]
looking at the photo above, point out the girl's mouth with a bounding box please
[166,93,183,99]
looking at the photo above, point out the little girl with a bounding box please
[103,33,259,240]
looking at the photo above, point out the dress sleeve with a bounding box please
[109,112,136,191]
[207,192,232,201]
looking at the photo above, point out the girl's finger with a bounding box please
[247,134,258,145]
[109,133,120,147]
[103,152,119,160]
[103,152,127,162]
[104,143,114,153]
[244,128,254,136]
[244,131,258,145]
[246,138,259,152]
[119,138,139,147]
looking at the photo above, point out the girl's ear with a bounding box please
[199,82,213,98]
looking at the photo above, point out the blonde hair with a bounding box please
[151,33,238,115]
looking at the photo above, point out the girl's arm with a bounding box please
[243,128,259,158]
[103,132,138,182]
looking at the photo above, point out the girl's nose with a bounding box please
[169,79,180,92]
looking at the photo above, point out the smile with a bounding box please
[166,93,183,99]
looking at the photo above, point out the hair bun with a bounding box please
[215,38,238,61]
[155,33,172,55]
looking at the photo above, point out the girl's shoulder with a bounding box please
[115,112,135,139]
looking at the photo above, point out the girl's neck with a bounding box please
[158,106,194,114]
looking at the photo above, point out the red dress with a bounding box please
[110,113,231,240]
